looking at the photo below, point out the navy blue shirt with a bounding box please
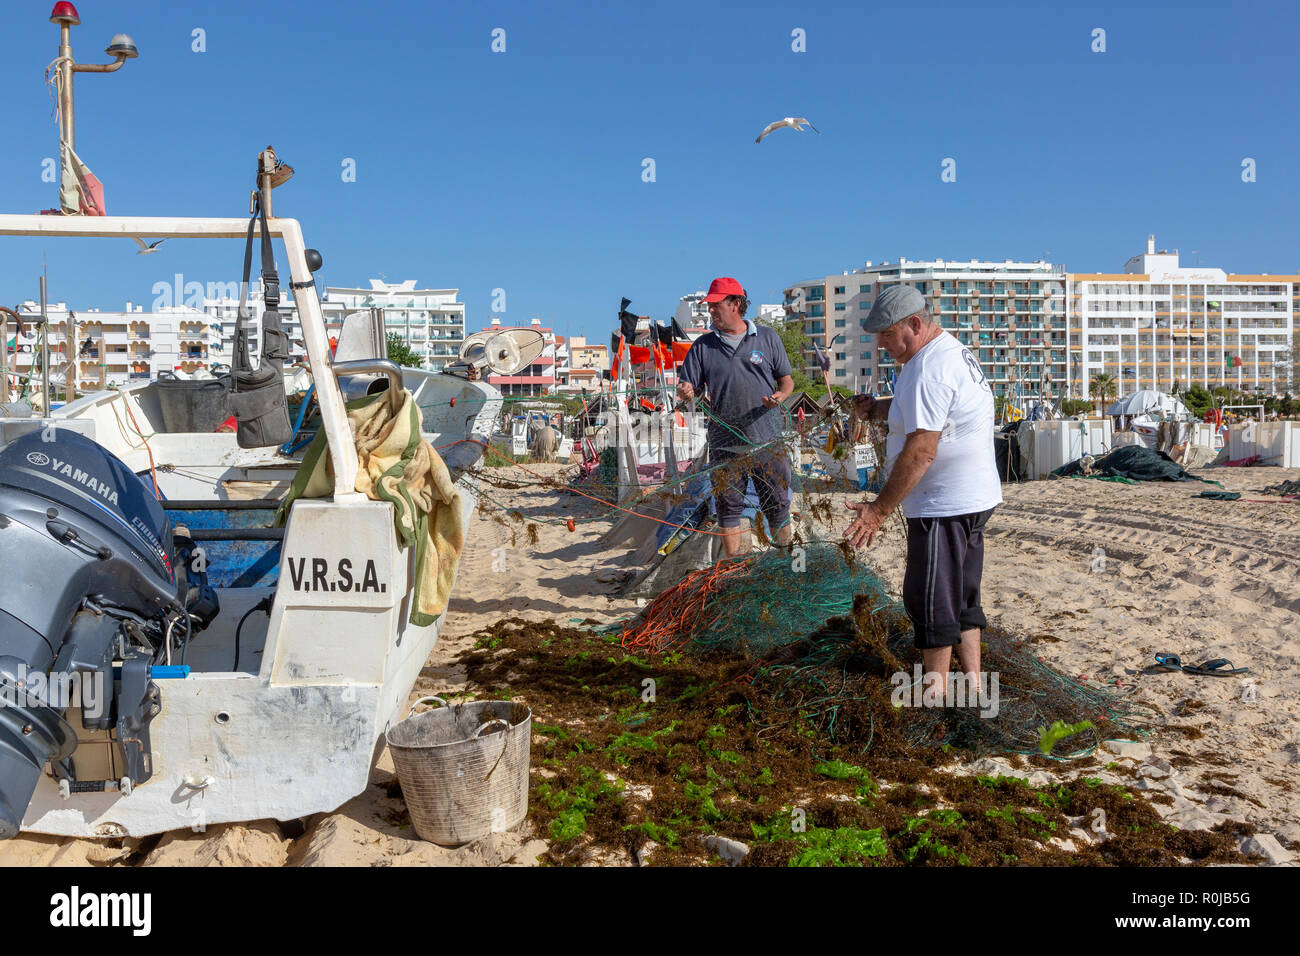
[679,320,792,451]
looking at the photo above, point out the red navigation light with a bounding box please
[49,1,80,25]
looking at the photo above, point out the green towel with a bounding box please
[1195,491,1240,501]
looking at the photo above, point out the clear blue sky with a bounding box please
[2,0,1297,345]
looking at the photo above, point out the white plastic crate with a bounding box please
[1227,421,1299,466]
[1026,418,1113,479]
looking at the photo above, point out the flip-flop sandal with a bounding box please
[1181,658,1250,677]
[1148,652,1184,672]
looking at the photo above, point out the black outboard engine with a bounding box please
[0,429,201,838]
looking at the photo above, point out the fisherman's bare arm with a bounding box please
[844,429,939,548]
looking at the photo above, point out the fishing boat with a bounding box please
[0,7,509,839]
[0,198,511,840]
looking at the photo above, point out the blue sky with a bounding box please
[1,0,1297,345]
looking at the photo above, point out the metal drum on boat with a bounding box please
[385,695,531,846]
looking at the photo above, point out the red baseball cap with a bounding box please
[703,277,746,303]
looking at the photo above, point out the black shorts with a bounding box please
[710,446,793,532]
[902,508,996,649]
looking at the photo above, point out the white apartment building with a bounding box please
[785,259,1066,396]
[1068,237,1298,397]
[6,300,219,398]
[322,280,465,372]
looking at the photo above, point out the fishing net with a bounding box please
[622,541,890,657]
[622,541,1149,757]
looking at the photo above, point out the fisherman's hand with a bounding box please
[844,499,887,549]
[852,394,877,419]
[677,381,695,402]
[762,391,783,409]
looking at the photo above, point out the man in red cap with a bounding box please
[677,278,794,557]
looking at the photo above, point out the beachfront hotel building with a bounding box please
[1067,237,1297,397]
[784,259,1067,398]
[320,279,466,372]
[6,299,220,397]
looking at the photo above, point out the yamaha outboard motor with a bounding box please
[0,430,203,838]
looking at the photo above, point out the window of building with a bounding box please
[834,286,846,295]
[860,301,872,310]
[834,303,846,311]
[859,284,871,293]
[834,318,846,327]
[834,369,846,377]
[860,335,871,343]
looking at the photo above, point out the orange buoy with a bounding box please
[449,397,455,407]
[566,518,576,532]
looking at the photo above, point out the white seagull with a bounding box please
[131,237,167,255]
[755,116,820,144]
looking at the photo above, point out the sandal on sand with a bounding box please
[1149,652,1184,672]
[1181,658,1250,677]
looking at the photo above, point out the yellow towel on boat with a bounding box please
[278,388,465,625]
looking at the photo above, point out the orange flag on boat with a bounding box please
[59,143,106,216]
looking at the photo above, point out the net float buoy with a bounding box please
[566,518,575,532]
[449,397,455,407]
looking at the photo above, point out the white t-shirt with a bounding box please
[884,331,1003,518]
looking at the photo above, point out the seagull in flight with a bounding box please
[131,237,167,255]
[755,117,820,144]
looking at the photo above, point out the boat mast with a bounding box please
[48,2,139,187]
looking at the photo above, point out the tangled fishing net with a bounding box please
[622,542,1147,757]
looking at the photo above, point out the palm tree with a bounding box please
[1090,372,1118,415]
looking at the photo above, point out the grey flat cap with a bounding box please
[862,285,926,333]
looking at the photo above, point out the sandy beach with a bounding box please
[3,461,1297,866]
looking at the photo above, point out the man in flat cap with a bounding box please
[844,285,1001,703]
[677,277,795,557]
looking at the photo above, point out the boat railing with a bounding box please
[0,213,360,500]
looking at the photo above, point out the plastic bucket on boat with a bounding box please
[385,695,531,846]
[154,372,233,433]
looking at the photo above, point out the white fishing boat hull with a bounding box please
[21,494,467,838]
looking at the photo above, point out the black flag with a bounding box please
[618,298,639,343]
